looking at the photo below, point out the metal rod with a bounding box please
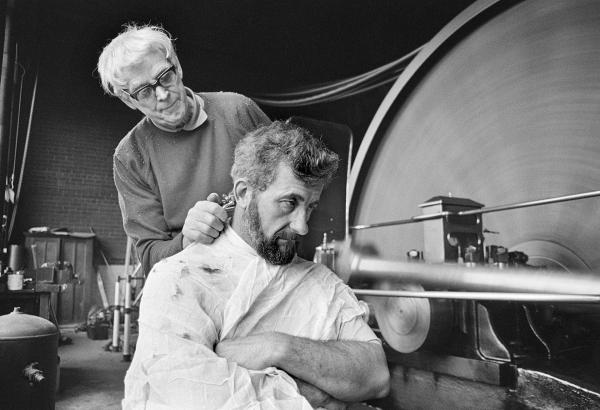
[458,190,600,216]
[116,237,133,355]
[347,253,600,296]
[0,1,16,249]
[352,288,600,303]
[111,280,120,350]
[123,276,132,361]
[133,287,144,307]
[349,190,600,231]
[8,68,37,242]
[350,211,453,230]
[522,305,551,360]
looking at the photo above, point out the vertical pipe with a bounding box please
[123,276,131,361]
[111,278,120,351]
[111,238,133,352]
[7,70,37,242]
[0,0,15,254]
[119,237,132,355]
[123,237,132,276]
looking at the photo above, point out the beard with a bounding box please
[244,196,297,265]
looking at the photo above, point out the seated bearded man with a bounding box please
[123,120,390,409]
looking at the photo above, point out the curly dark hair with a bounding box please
[231,120,340,191]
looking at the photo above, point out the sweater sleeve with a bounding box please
[113,152,183,276]
[245,96,272,128]
[227,94,271,136]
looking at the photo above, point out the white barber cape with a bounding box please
[123,226,377,410]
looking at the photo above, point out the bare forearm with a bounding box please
[216,333,390,402]
[274,335,390,402]
[293,377,348,410]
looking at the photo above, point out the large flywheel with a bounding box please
[350,0,600,271]
[348,0,600,353]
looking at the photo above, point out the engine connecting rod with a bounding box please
[350,190,600,231]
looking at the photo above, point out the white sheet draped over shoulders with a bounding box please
[123,226,377,409]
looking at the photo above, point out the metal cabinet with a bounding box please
[24,233,96,325]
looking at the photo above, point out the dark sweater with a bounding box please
[113,91,270,275]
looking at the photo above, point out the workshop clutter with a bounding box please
[85,305,110,340]
[24,229,96,324]
[6,270,24,290]
[0,244,25,291]
[1,242,78,335]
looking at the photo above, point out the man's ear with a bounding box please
[233,179,251,208]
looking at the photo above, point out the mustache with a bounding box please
[274,231,298,241]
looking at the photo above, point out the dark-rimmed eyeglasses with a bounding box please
[123,64,178,103]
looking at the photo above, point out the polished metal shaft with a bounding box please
[458,190,600,216]
[350,211,453,230]
[348,254,600,296]
[352,288,600,303]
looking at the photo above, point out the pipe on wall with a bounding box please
[0,0,16,255]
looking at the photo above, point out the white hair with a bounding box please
[97,24,182,97]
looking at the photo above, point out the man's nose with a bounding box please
[289,210,309,236]
[155,85,169,101]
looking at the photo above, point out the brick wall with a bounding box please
[12,16,139,262]
[14,92,135,263]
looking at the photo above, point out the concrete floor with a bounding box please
[56,326,131,410]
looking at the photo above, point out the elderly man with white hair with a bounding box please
[97,24,271,276]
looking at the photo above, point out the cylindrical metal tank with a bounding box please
[0,307,58,410]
